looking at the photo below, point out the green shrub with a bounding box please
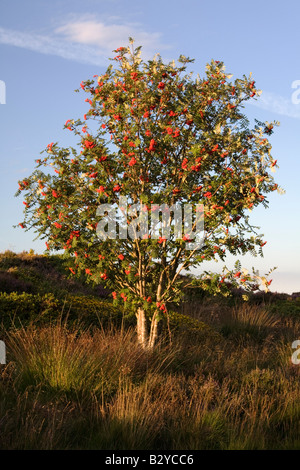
[0,292,61,327]
[163,310,222,343]
[268,299,300,319]
[61,295,127,328]
[0,290,129,330]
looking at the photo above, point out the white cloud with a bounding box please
[249,90,300,119]
[55,19,168,58]
[0,18,170,66]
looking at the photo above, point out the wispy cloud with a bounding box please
[3,19,299,121]
[249,90,300,119]
[0,18,170,66]
[0,26,107,66]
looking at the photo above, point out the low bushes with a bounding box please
[0,292,125,330]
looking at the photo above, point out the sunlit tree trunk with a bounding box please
[136,307,148,348]
[148,312,159,350]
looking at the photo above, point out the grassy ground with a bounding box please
[0,251,299,450]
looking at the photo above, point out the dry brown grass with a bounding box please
[0,302,299,450]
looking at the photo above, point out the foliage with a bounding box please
[188,261,277,301]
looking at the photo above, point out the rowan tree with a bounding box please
[16,40,282,348]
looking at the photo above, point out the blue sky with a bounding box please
[0,0,299,293]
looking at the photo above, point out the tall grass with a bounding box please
[0,303,299,450]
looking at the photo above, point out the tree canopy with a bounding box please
[17,40,282,348]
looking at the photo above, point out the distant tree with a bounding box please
[17,40,282,348]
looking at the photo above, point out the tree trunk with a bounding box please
[148,312,159,350]
[136,307,148,348]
